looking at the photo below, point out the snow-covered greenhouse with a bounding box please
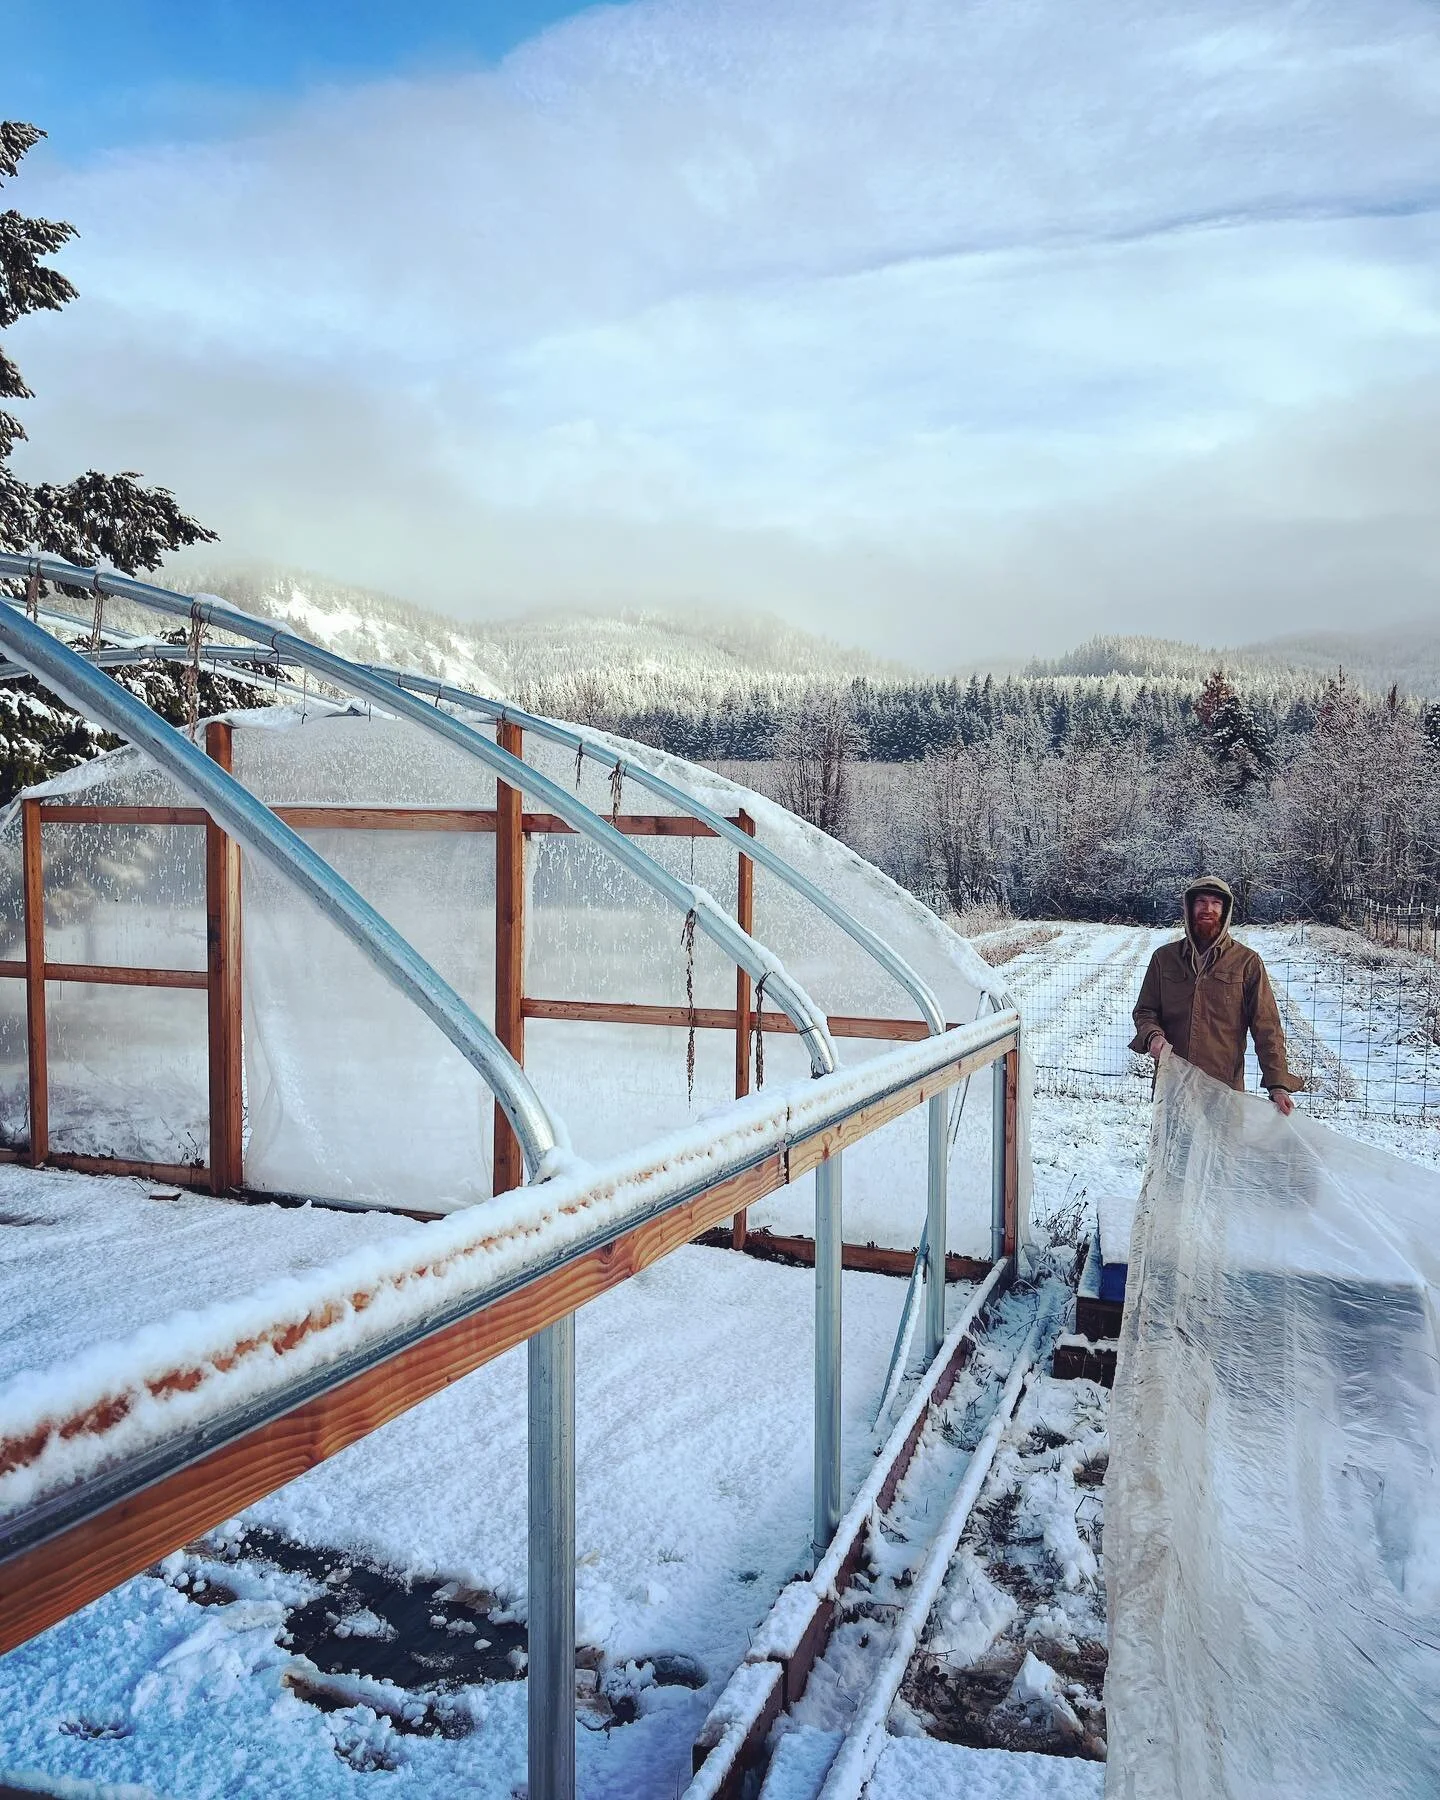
[3,555,1440,1800]
[0,555,1027,1800]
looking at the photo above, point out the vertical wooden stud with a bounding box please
[1003,1045,1020,1258]
[204,722,244,1194]
[493,720,526,1196]
[731,809,755,1251]
[21,798,47,1167]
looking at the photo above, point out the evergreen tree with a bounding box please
[1,122,216,578]
[1196,667,1271,799]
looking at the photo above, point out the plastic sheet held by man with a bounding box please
[1106,1052,1440,1799]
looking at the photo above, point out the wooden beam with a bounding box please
[519,811,729,838]
[31,802,746,838]
[0,961,25,980]
[36,804,207,827]
[0,1151,784,1656]
[492,720,526,1196]
[21,800,46,1167]
[520,997,945,1041]
[273,805,498,833]
[697,1228,993,1285]
[206,722,244,1196]
[733,810,755,1250]
[43,963,208,991]
[42,1153,209,1187]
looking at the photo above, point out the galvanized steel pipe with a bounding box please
[0,556,836,1079]
[0,598,561,1179]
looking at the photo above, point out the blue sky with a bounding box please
[9,2,599,153]
[5,0,1439,664]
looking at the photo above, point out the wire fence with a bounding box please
[1023,958,1440,1121]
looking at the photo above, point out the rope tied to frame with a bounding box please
[609,759,624,823]
[682,907,698,1103]
[24,567,40,623]
[753,971,769,1089]
[574,742,584,790]
[88,579,105,651]
[184,607,203,740]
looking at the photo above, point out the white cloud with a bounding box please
[8,0,1440,663]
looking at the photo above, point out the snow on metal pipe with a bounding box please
[0,597,561,1180]
[0,556,836,1079]
[816,1309,1049,1800]
[377,670,948,1036]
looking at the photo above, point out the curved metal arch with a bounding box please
[375,673,949,1035]
[0,555,836,1077]
[0,638,325,707]
[0,600,562,1180]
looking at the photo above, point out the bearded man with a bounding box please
[1130,876,1302,1115]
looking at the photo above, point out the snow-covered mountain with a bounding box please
[1029,622,1440,699]
[166,560,916,715]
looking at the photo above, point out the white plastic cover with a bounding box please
[1106,1054,1440,1799]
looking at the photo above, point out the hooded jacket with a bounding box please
[1130,876,1302,1094]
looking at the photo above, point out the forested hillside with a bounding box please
[4,560,1437,926]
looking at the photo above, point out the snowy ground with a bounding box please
[4,923,1438,1797]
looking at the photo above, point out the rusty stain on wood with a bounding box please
[0,1153,784,1655]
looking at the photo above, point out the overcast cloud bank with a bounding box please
[8,0,1440,664]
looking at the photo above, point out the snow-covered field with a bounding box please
[3,923,1437,1797]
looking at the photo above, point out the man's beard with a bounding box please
[1192,915,1222,947]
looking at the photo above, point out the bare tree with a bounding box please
[776,687,866,837]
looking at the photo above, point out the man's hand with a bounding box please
[1145,1031,1168,1062]
[1269,1089,1295,1117]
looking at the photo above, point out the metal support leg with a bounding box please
[991,1053,1007,1264]
[814,1153,843,1555]
[924,1092,947,1361]
[528,1317,576,1800]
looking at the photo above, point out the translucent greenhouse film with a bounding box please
[0,704,1026,1258]
[1106,1055,1440,1799]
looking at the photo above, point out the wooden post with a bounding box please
[21,798,46,1167]
[204,723,244,1194]
[1003,1046,1019,1258]
[493,720,526,1196]
[731,810,755,1250]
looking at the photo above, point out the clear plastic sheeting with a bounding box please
[1106,1055,1440,1800]
[0,703,1025,1253]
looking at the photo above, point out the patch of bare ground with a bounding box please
[903,1374,1111,1763]
[904,1636,1108,1758]
[966,919,1065,966]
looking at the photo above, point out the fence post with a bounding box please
[21,798,46,1167]
[732,810,755,1251]
[204,722,244,1193]
[494,719,526,1197]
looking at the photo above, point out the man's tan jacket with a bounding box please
[1130,876,1303,1095]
